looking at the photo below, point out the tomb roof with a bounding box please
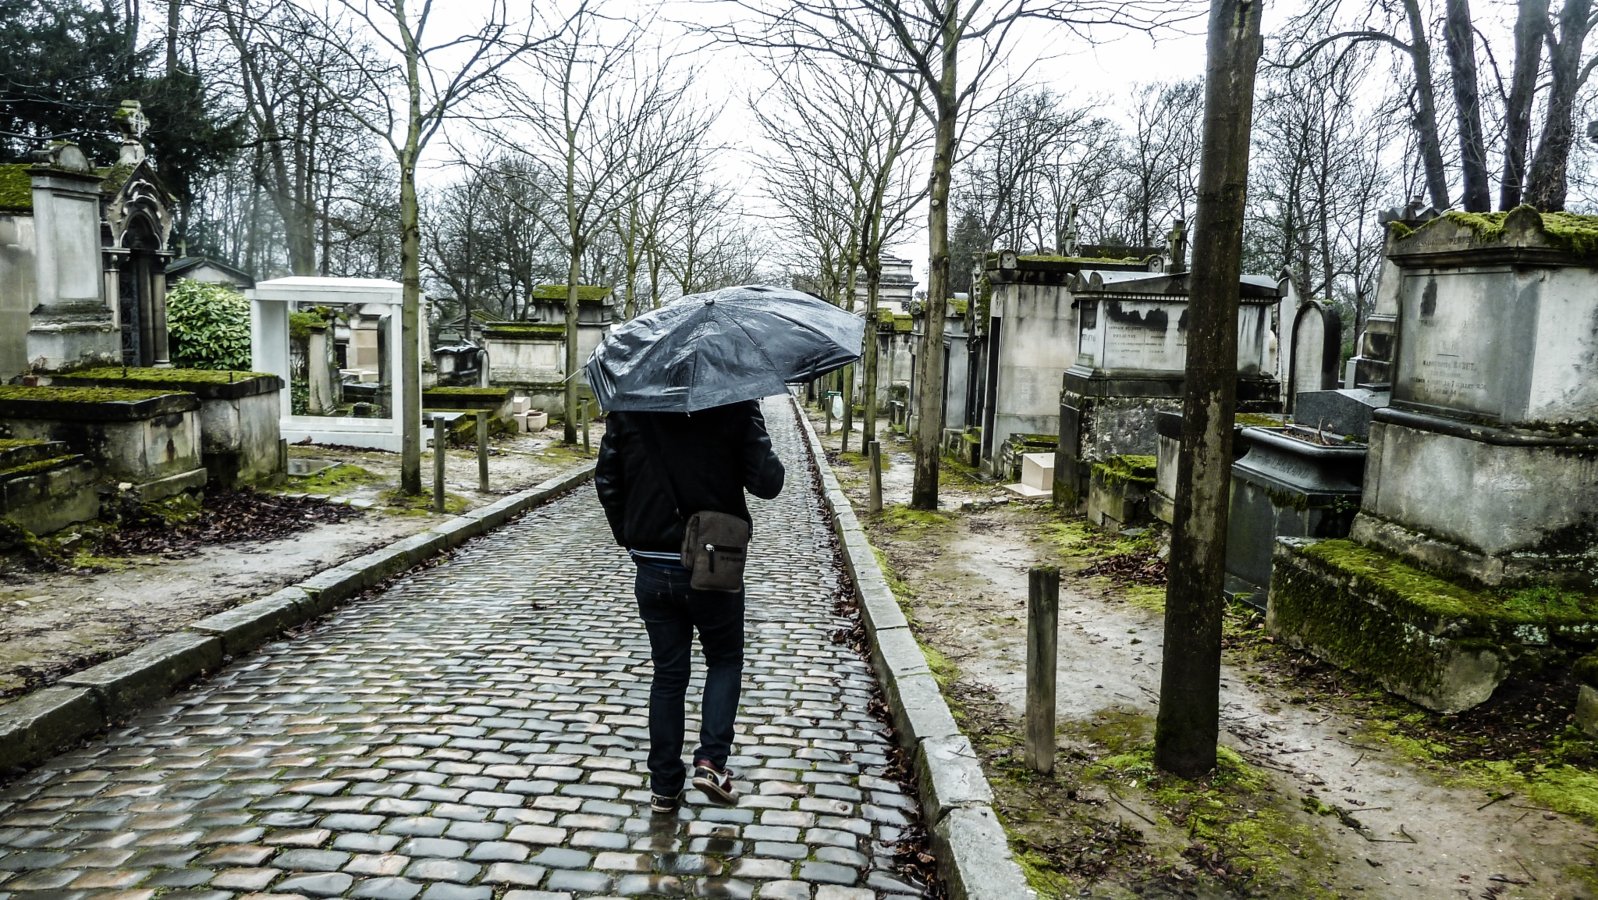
[1389,205,1598,264]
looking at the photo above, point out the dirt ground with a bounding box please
[0,422,602,701]
[805,408,1598,899]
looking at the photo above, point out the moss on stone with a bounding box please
[0,438,44,451]
[61,367,273,385]
[1575,653,1598,688]
[1236,412,1286,428]
[98,162,137,197]
[530,284,611,303]
[485,322,567,340]
[921,640,958,688]
[1405,207,1598,259]
[1301,540,1598,625]
[1016,254,1146,265]
[424,386,509,399]
[1092,454,1157,489]
[891,314,912,334]
[0,385,181,404]
[0,164,31,213]
[0,457,72,480]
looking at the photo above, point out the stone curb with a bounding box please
[0,462,596,775]
[790,398,1035,900]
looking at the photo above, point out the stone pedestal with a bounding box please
[0,439,99,536]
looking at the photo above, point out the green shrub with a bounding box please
[167,281,252,370]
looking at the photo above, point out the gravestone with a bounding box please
[1287,301,1342,411]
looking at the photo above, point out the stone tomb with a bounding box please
[49,368,285,487]
[0,385,205,501]
[1056,270,1280,509]
[1269,208,1598,712]
[976,252,1151,476]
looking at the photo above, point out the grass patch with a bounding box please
[287,463,384,495]
[379,487,470,516]
[874,504,951,538]
[1090,745,1337,897]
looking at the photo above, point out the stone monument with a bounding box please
[1269,207,1598,712]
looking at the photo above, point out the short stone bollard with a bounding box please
[1026,566,1060,773]
[475,412,489,492]
[432,415,448,513]
[868,441,883,514]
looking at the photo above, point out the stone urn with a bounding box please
[526,410,548,431]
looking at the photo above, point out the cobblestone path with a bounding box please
[0,400,926,900]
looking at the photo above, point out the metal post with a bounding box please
[476,411,489,492]
[432,415,447,514]
[581,402,591,454]
[868,441,883,514]
[1025,566,1060,773]
[825,395,834,435]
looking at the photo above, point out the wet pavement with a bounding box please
[0,400,925,899]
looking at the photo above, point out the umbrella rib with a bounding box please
[724,309,786,384]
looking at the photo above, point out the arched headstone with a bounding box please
[1287,300,1342,411]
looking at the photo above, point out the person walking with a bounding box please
[595,399,785,813]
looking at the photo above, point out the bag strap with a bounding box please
[634,413,685,525]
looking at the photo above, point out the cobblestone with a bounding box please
[0,401,928,897]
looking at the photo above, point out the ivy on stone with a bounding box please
[166,281,251,371]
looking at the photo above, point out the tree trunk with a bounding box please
[564,247,582,444]
[1444,0,1490,211]
[397,0,423,496]
[1526,0,1594,211]
[910,28,957,511]
[166,0,181,74]
[1400,0,1452,210]
[1499,0,1549,210]
[862,256,883,448]
[840,251,860,452]
[1153,0,1263,779]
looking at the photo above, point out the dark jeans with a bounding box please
[633,560,745,796]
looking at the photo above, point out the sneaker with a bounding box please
[650,791,682,813]
[692,759,738,804]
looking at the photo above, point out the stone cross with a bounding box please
[116,100,149,141]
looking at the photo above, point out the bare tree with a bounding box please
[490,5,684,443]
[712,0,1186,510]
[1524,0,1596,209]
[1155,0,1264,779]
[1500,0,1551,209]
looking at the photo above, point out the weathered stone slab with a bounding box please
[914,734,994,825]
[885,673,962,749]
[1267,538,1541,713]
[62,632,223,716]
[931,806,1036,900]
[0,686,103,772]
[189,590,308,657]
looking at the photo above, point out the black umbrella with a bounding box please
[584,284,865,413]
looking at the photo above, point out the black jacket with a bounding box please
[595,401,785,554]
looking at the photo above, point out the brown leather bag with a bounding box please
[680,510,751,592]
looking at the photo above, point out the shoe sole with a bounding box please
[692,773,737,804]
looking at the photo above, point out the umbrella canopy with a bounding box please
[584,284,865,413]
